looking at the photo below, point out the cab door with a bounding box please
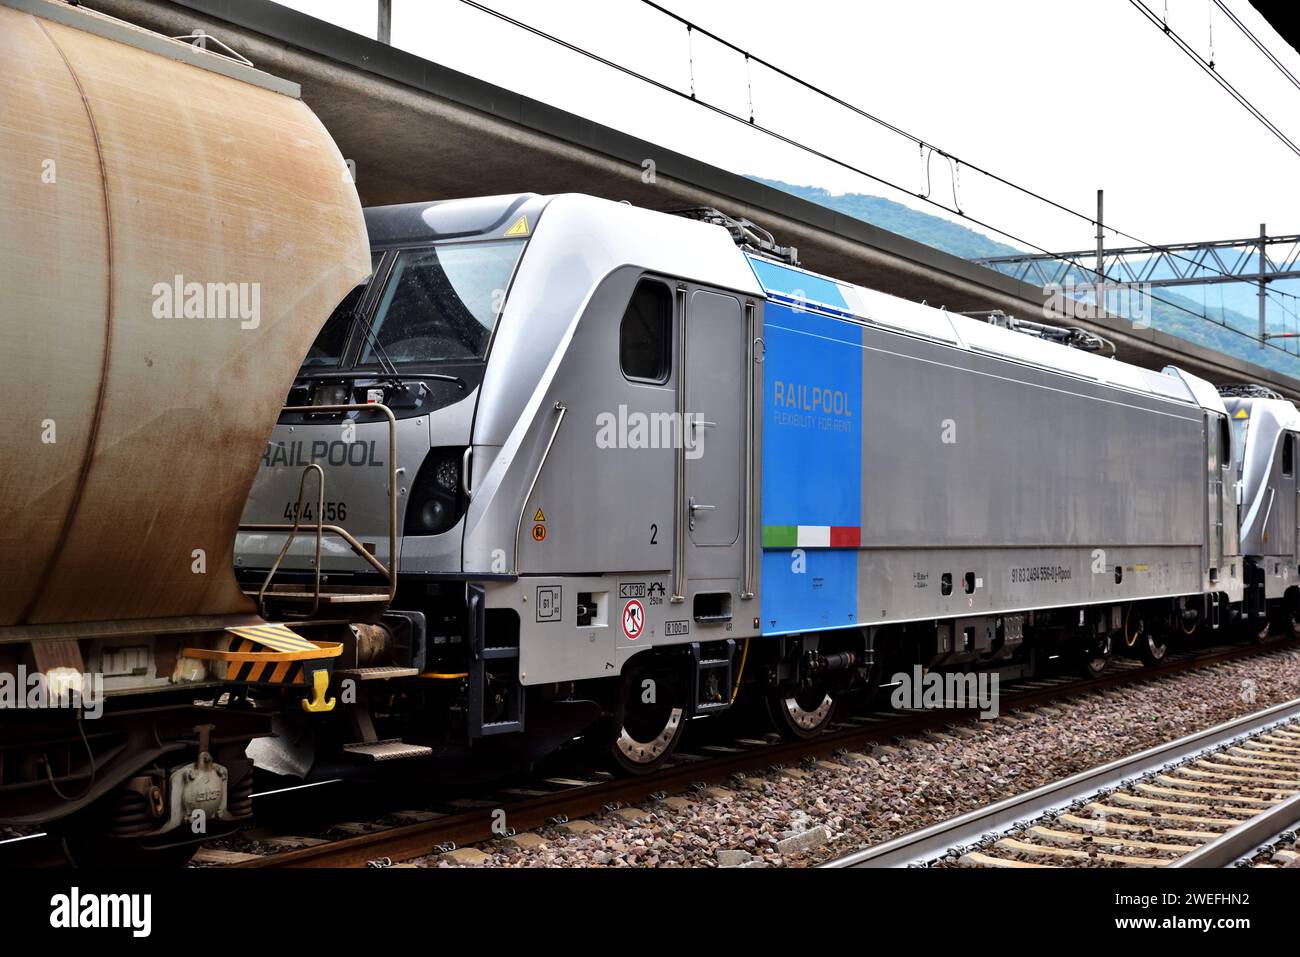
[673,286,756,624]
[1207,412,1227,576]
[1278,431,1297,558]
[684,289,744,554]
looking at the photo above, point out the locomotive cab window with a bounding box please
[361,239,524,364]
[620,279,672,383]
[1285,434,1295,477]
[301,251,384,369]
[1230,414,1249,476]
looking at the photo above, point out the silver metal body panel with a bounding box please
[464,197,766,683]
[463,196,762,575]
[853,546,1204,627]
[857,334,1206,550]
[1225,396,1300,600]
[848,334,1226,621]
[494,573,681,686]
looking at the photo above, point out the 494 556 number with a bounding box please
[283,501,347,522]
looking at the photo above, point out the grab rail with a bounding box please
[258,463,326,617]
[672,283,689,603]
[513,401,567,574]
[741,300,758,601]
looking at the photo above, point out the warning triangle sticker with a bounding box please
[505,214,529,237]
[533,508,546,522]
[1234,408,1249,419]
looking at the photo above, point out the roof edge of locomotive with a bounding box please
[742,248,1226,416]
[357,189,1226,420]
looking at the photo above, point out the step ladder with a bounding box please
[341,669,431,762]
[343,740,433,762]
[467,585,524,737]
[691,639,736,715]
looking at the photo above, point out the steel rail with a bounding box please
[1170,789,1300,869]
[822,695,1300,868]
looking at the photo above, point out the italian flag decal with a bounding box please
[762,525,861,548]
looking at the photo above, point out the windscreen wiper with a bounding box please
[349,306,468,390]
[355,314,402,384]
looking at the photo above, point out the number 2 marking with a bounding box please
[650,523,658,544]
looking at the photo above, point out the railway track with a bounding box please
[824,694,1300,868]
[2,639,1290,868]
[216,639,1299,868]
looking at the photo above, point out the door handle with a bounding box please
[688,496,715,531]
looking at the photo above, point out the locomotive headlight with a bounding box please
[405,448,468,536]
[418,498,451,530]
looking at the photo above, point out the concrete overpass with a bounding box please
[96,0,1300,399]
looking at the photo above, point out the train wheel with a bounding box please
[766,686,837,740]
[608,668,688,774]
[1137,630,1169,665]
[1081,635,1110,678]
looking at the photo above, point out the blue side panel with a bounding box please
[748,257,849,312]
[761,549,859,635]
[759,299,863,634]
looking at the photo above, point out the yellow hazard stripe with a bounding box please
[231,623,307,641]
[225,624,317,652]
[183,641,344,664]
[248,636,312,652]
[229,624,315,646]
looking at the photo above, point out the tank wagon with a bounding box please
[238,191,1247,775]
[0,0,384,861]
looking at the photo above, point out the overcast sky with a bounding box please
[272,0,1300,254]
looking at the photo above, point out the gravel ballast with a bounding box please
[419,649,1300,868]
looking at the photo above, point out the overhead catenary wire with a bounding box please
[1212,0,1300,93]
[455,0,1297,355]
[637,0,1300,350]
[1211,0,1300,344]
[1130,0,1300,159]
[641,0,1291,291]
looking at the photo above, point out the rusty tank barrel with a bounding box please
[0,0,370,629]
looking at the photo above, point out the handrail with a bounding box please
[672,283,689,604]
[239,402,399,614]
[258,464,325,618]
[1261,486,1276,540]
[741,300,757,600]
[461,445,474,499]
[513,401,567,574]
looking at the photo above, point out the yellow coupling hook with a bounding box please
[301,668,336,713]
